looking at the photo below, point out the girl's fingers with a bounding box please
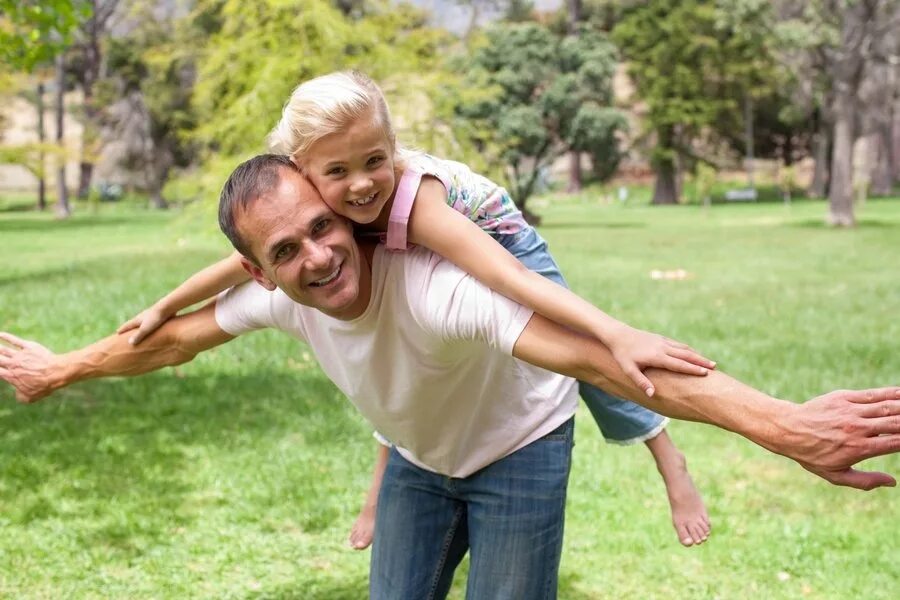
[117,320,139,334]
[663,356,709,376]
[625,365,655,397]
[669,347,716,369]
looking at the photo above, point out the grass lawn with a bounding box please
[1,194,898,599]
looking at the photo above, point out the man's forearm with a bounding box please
[5,302,234,401]
[513,314,795,455]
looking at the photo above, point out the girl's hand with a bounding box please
[608,326,716,397]
[116,305,173,345]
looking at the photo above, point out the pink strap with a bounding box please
[385,168,423,251]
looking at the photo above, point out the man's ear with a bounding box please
[239,256,277,291]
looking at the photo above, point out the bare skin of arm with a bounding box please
[118,252,250,345]
[1,302,235,402]
[512,313,900,491]
[407,179,715,396]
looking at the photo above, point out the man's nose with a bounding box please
[303,240,333,269]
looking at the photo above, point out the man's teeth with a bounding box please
[349,193,375,207]
[311,266,340,287]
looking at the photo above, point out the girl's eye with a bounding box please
[326,167,345,176]
[367,156,384,167]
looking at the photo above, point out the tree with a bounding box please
[824,0,899,226]
[190,0,440,157]
[613,0,777,204]
[1,0,89,212]
[68,0,121,199]
[458,22,625,222]
[777,0,899,224]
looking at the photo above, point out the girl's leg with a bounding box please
[645,430,711,546]
[349,442,390,550]
[497,227,710,545]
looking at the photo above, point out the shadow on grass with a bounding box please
[243,555,599,599]
[787,218,899,229]
[0,369,363,558]
[0,215,141,233]
[539,221,646,230]
[0,245,196,288]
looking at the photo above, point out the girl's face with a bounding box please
[301,112,397,225]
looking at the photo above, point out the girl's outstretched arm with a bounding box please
[407,179,715,397]
[118,251,250,345]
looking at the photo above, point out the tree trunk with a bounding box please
[55,53,71,218]
[36,82,46,211]
[566,0,582,30]
[652,126,679,204]
[566,151,582,193]
[652,159,678,205]
[809,119,830,198]
[148,162,169,209]
[828,88,856,226]
[891,66,900,185]
[77,18,101,199]
[869,129,893,196]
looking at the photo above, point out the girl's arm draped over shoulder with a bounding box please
[117,251,251,345]
[406,179,715,397]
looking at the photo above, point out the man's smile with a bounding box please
[309,263,342,287]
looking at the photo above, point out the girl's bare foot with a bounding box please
[348,503,376,550]
[646,431,710,547]
[661,454,710,547]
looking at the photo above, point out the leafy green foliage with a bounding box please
[0,0,91,70]
[189,0,443,157]
[458,22,625,218]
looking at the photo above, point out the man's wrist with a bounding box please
[47,351,85,394]
[752,399,804,459]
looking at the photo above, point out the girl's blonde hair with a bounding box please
[268,71,408,164]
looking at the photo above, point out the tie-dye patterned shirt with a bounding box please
[405,153,529,237]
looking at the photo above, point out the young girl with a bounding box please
[119,71,714,548]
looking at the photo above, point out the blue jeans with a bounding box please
[497,227,667,444]
[370,418,574,600]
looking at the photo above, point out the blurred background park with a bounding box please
[1,1,899,598]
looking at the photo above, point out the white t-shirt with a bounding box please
[215,245,578,478]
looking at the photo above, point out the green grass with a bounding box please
[1,195,898,599]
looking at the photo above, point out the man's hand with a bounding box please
[0,333,59,403]
[779,387,900,490]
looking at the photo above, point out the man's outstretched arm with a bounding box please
[0,302,235,403]
[513,313,900,491]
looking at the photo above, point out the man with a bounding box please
[2,155,899,599]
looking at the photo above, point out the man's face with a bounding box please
[236,168,369,320]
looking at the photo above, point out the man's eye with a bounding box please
[275,245,293,260]
[312,219,331,234]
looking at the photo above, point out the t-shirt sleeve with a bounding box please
[214,281,283,337]
[412,250,534,355]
